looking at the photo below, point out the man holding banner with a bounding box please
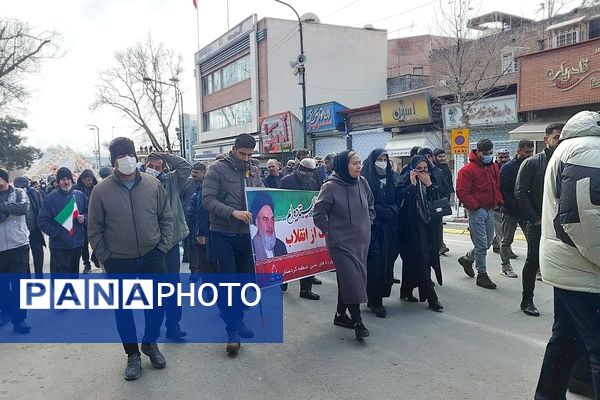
[202,133,263,355]
[38,167,88,275]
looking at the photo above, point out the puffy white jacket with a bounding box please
[540,111,600,293]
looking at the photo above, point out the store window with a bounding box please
[202,55,250,95]
[204,99,252,131]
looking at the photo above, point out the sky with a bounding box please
[2,0,580,156]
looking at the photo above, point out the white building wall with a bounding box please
[266,18,387,117]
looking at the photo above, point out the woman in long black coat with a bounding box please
[314,150,375,340]
[361,149,399,318]
[397,155,444,311]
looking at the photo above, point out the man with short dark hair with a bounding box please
[0,169,31,333]
[263,159,283,188]
[515,122,564,317]
[144,151,192,339]
[492,149,511,253]
[181,162,207,278]
[88,137,173,380]
[37,167,88,275]
[295,149,309,162]
[498,140,534,279]
[456,139,503,289]
[202,133,263,354]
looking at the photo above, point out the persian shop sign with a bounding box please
[305,102,347,134]
[380,94,432,128]
[442,95,517,128]
[259,111,294,154]
[546,45,600,91]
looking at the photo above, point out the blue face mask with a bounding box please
[482,155,494,164]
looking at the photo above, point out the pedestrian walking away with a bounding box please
[314,150,375,340]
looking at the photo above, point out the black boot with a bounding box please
[400,286,418,302]
[520,295,540,317]
[354,322,370,340]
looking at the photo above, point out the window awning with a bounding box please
[509,121,562,141]
[545,16,585,31]
[385,131,442,157]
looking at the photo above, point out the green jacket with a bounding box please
[162,154,191,247]
[88,171,173,263]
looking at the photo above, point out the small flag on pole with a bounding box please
[193,0,197,9]
[54,196,79,236]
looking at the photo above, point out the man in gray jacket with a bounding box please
[0,169,31,333]
[202,133,263,355]
[144,152,191,339]
[88,137,173,381]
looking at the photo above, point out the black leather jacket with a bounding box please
[515,148,553,223]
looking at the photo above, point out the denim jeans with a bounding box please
[535,288,600,399]
[465,208,495,273]
[104,247,167,356]
[500,214,527,267]
[209,231,254,335]
[164,244,182,329]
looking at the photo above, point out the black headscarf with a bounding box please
[410,155,432,224]
[361,148,395,205]
[332,150,358,185]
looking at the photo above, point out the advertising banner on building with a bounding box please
[259,111,294,154]
[245,188,335,288]
[451,128,470,154]
[305,102,348,134]
[380,93,432,128]
[442,95,518,128]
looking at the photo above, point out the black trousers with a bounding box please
[186,235,213,274]
[50,247,82,276]
[29,229,44,278]
[0,245,30,323]
[522,224,541,299]
[535,288,600,399]
[104,248,167,356]
[81,230,98,267]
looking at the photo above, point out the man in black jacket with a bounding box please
[73,169,99,273]
[263,159,283,188]
[498,140,534,279]
[515,123,563,317]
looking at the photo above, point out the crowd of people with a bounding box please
[0,111,598,398]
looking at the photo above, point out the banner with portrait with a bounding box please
[245,188,335,288]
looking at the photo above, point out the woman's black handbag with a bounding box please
[429,198,452,219]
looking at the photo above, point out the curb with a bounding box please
[443,228,526,241]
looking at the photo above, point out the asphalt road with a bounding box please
[0,233,587,400]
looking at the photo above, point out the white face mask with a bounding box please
[145,168,161,178]
[117,156,137,176]
[375,161,388,171]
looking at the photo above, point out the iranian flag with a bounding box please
[54,196,79,236]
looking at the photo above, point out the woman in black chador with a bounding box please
[397,155,444,311]
[361,149,399,318]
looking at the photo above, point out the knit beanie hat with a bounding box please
[13,177,29,188]
[109,137,137,166]
[56,167,73,182]
[0,169,9,183]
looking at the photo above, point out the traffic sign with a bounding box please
[451,128,470,154]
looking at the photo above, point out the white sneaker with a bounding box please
[501,266,518,278]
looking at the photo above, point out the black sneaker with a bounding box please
[124,353,142,380]
[354,322,370,340]
[367,303,387,318]
[428,299,444,311]
[166,325,187,339]
[439,245,450,255]
[0,314,9,327]
[476,272,497,289]
[311,276,322,285]
[226,332,241,355]
[13,321,31,334]
[141,343,166,368]
[239,323,254,339]
[82,264,91,274]
[458,256,475,278]
[299,290,320,300]
[333,313,355,329]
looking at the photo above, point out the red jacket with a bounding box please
[456,149,503,211]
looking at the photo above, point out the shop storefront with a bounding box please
[512,37,600,148]
[307,102,348,156]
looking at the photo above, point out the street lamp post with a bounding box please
[87,125,101,167]
[142,76,186,159]
[274,0,308,150]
